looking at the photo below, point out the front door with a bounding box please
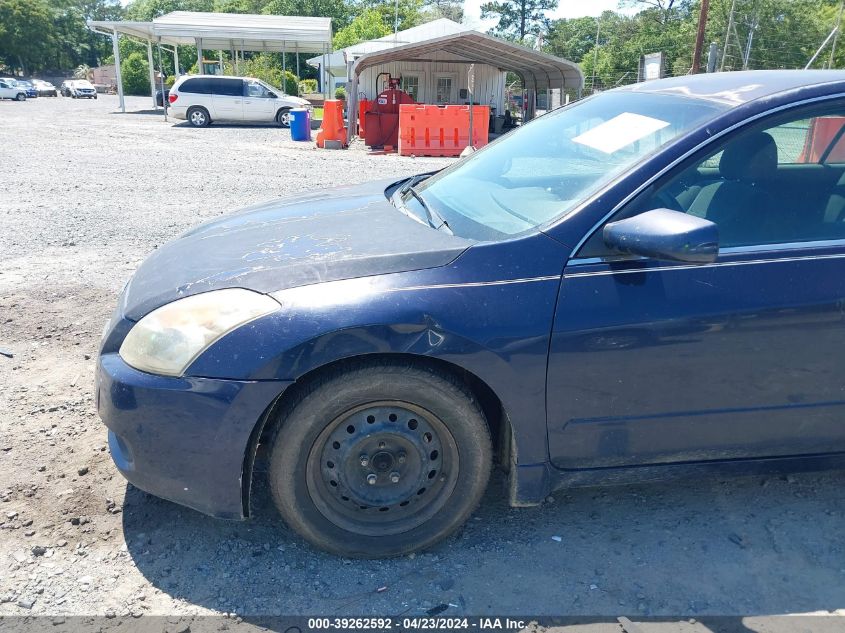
[243,80,277,122]
[547,103,845,470]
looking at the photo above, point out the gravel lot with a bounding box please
[3,94,845,624]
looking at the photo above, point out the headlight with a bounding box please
[119,288,280,377]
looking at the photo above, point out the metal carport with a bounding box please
[88,11,332,113]
[346,30,583,144]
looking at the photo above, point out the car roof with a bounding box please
[616,70,845,105]
[178,75,247,80]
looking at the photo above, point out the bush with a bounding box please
[239,53,298,94]
[165,75,176,88]
[299,78,317,94]
[334,86,346,100]
[120,52,150,96]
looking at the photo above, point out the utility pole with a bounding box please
[830,0,845,68]
[691,0,710,74]
[743,14,758,70]
[720,0,736,71]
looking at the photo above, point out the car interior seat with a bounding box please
[686,131,779,247]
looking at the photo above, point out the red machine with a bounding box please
[364,75,416,150]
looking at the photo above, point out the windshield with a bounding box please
[410,91,727,240]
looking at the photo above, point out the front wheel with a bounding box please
[15,93,25,101]
[268,361,492,558]
[275,107,292,127]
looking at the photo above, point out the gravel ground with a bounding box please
[2,94,845,623]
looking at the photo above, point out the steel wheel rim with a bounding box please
[190,110,206,126]
[305,401,459,536]
[279,110,290,126]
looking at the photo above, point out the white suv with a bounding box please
[168,75,311,128]
[0,79,27,101]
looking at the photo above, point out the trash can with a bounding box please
[290,108,311,141]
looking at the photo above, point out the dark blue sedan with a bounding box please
[97,70,845,557]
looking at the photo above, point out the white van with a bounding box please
[0,79,27,101]
[168,75,311,128]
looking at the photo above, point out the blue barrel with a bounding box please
[289,108,311,141]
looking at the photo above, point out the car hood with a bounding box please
[120,179,473,320]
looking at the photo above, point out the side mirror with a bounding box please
[603,208,719,264]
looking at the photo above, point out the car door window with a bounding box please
[213,79,243,97]
[245,81,272,98]
[579,104,845,257]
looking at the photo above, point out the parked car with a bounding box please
[33,79,58,97]
[0,79,27,101]
[97,70,845,558]
[67,80,97,99]
[13,80,38,99]
[60,81,72,97]
[167,74,311,127]
[155,88,170,107]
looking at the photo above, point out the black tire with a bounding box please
[15,93,25,101]
[275,107,292,127]
[93,94,98,100]
[267,360,492,558]
[187,106,210,127]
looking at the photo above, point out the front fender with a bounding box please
[187,266,562,464]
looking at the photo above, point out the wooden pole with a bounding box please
[691,0,710,74]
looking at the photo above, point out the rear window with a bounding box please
[179,78,211,94]
[212,78,243,97]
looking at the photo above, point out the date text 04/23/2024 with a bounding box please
[306,618,528,631]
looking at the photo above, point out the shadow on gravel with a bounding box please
[122,467,845,617]
[109,109,163,115]
[169,121,285,129]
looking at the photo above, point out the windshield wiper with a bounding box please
[407,186,453,235]
[399,173,432,195]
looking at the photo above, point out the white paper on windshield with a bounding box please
[572,112,671,154]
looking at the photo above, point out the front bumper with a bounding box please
[96,353,292,519]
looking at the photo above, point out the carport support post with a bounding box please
[112,29,125,113]
[196,38,203,73]
[147,40,157,109]
[173,47,180,77]
[347,72,358,144]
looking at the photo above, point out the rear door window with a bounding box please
[180,78,211,94]
[212,79,243,97]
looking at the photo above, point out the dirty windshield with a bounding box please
[410,91,727,240]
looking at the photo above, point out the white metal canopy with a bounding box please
[88,11,333,112]
[351,30,583,93]
[346,30,583,143]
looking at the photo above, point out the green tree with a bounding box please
[333,8,391,48]
[0,0,55,74]
[263,0,354,30]
[422,0,463,22]
[546,15,599,62]
[121,50,151,94]
[480,0,558,41]
[356,0,428,33]
[125,0,214,20]
[240,52,299,92]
